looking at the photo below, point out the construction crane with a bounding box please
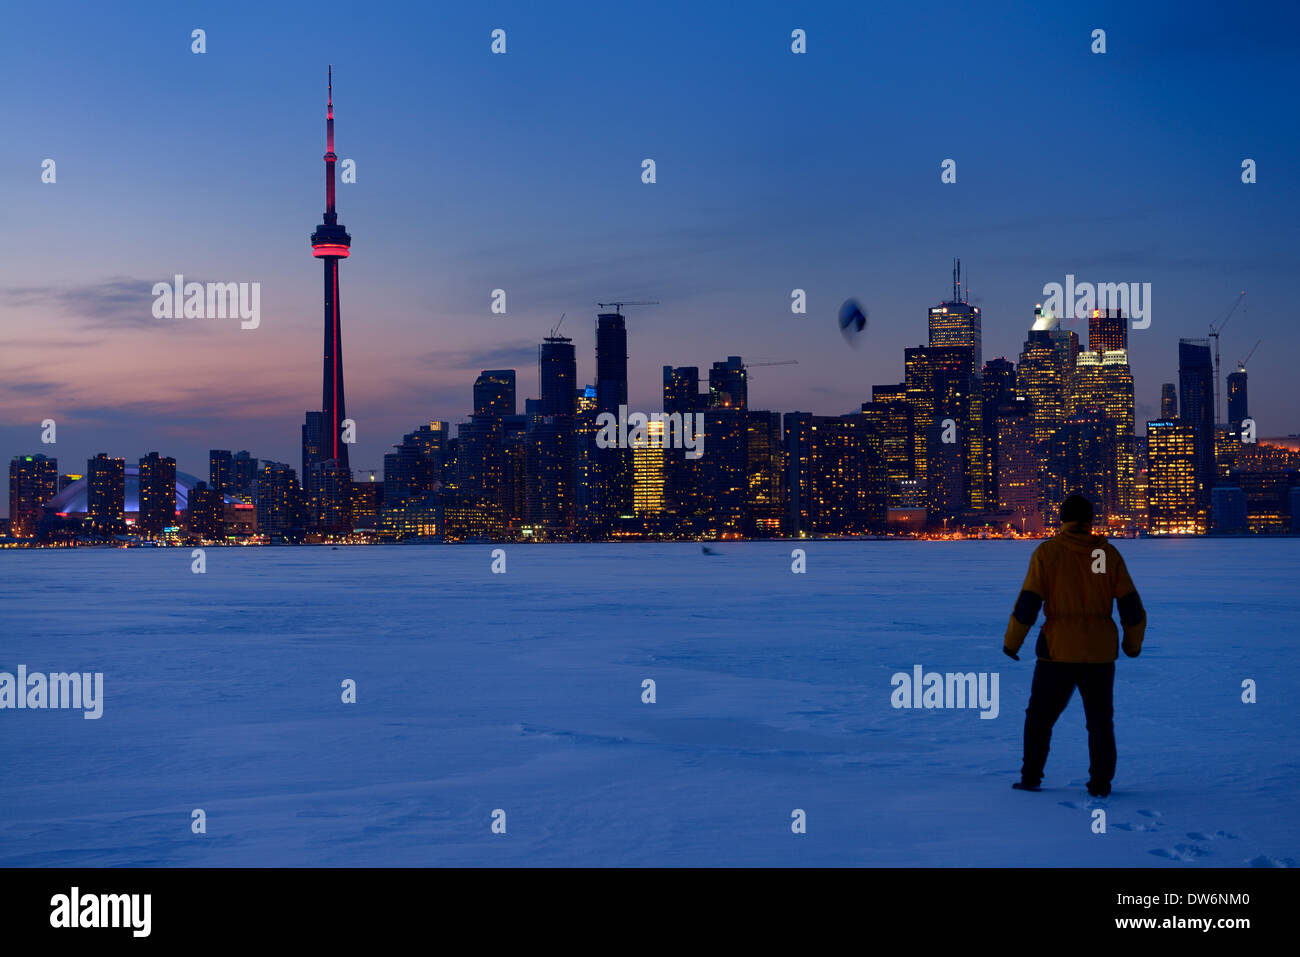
[1237,338,1261,371]
[747,359,798,369]
[548,313,566,338]
[596,300,659,315]
[1208,290,1246,425]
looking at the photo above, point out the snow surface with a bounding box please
[0,540,1296,867]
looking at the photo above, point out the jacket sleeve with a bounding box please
[1004,547,1045,656]
[1113,551,1146,658]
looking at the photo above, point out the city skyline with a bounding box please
[3,2,1298,516]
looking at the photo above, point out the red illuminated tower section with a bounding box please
[311,66,351,471]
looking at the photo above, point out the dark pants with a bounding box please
[1021,660,1116,787]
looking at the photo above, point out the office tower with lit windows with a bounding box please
[1075,349,1137,523]
[1146,419,1200,534]
[86,453,125,536]
[862,390,914,508]
[662,366,706,532]
[1088,308,1127,354]
[632,418,665,519]
[904,347,934,485]
[474,370,516,417]
[782,413,885,536]
[926,344,984,515]
[702,407,747,535]
[928,260,982,372]
[232,451,258,497]
[995,397,1039,531]
[1178,338,1215,520]
[1017,311,1075,447]
[187,481,224,540]
[209,449,233,496]
[745,410,785,536]
[256,462,303,536]
[981,358,1016,502]
[8,454,59,538]
[1045,407,1118,526]
[137,452,177,538]
[1230,443,1300,533]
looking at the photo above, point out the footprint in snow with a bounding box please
[1150,843,1211,861]
[1187,830,1238,841]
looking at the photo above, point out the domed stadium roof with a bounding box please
[43,467,242,516]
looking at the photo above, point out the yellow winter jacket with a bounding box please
[1003,521,1147,664]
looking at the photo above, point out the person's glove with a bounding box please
[1003,646,1020,661]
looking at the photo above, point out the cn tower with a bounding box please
[310,66,351,469]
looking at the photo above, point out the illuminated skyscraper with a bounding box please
[1075,349,1137,524]
[256,461,303,537]
[1045,407,1117,526]
[745,411,785,536]
[632,418,665,518]
[904,347,934,484]
[187,481,224,541]
[209,449,233,496]
[782,413,885,536]
[663,366,705,532]
[926,345,984,514]
[995,397,1039,532]
[1146,419,1200,534]
[927,259,982,372]
[232,451,258,498]
[86,453,125,535]
[1017,312,1074,447]
[862,392,914,508]
[981,358,1016,500]
[474,370,517,417]
[1088,308,1127,354]
[137,451,177,538]
[8,454,59,538]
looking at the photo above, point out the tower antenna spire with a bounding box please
[311,66,353,481]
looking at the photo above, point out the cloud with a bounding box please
[0,277,194,330]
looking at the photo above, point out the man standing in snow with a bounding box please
[1002,494,1147,797]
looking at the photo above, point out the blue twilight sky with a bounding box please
[2,0,1298,509]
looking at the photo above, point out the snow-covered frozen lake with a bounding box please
[1,540,1296,867]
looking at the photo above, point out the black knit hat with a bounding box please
[1060,494,1094,526]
